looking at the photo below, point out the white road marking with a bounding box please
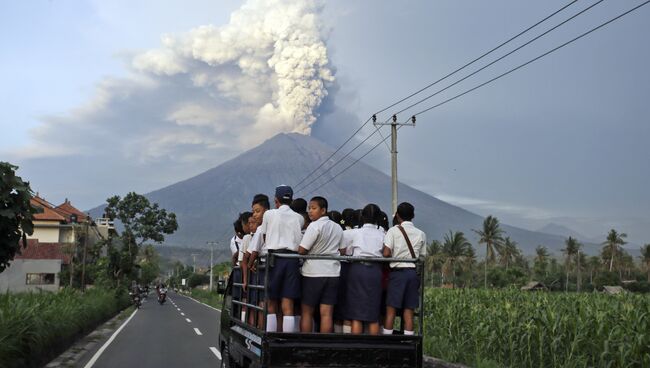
[184,295,222,312]
[194,328,203,335]
[181,312,185,316]
[177,308,181,311]
[210,347,222,360]
[186,318,192,323]
[83,309,138,368]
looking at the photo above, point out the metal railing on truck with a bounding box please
[228,253,424,336]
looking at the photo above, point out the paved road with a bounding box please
[85,292,222,368]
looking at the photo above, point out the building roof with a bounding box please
[603,286,626,294]
[31,196,66,222]
[521,281,548,291]
[15,239,71,263]
[54,199,88,223]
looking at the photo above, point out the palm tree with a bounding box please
[441,231,473,287]
[574,251,587,292]
[460,247,477,287]
[425,240,444,287]
[640,244,650,283]
[563,237,581,292]
[473,215,504,288]
[498,237,520,271]
[602,229,627,272]
[587,256,600,285]
[534,245,550,278]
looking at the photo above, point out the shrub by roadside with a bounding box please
[0,288,130,368]
[188,288,223,309]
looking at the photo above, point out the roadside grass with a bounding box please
[188,288,223,309]
[0,288,130,368]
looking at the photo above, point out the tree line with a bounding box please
[425,215,650,292]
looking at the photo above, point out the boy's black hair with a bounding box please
[396,202,415,221]
[233,217,244,235]
[277,197,292,205]
[361,203,381,225]
[240,211,253,226]
[341,208,357,228]
[290,198,307,214]
[328,210,343,229]
[252,194,270,209]
[309,196,328,211]
[378,211,389,232]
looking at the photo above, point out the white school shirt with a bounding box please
[239,234,252,263]
[341,229,357,256]
[247,231,266,255]
[384,221,427,269]
[349,224,385,258]
[257,205,304,252]
[229,235,243,266]
[300,216,344,277]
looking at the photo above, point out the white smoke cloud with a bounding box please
[18,0,334,163]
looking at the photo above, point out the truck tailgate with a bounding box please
[263,333,422,368]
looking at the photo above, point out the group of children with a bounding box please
[228,185,427,336]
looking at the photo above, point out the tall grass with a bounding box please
[189,288,223,309]
[0,288,130,368]
[423,288,650,367]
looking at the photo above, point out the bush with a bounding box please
[189,288,223,309]
[0,288,130,368]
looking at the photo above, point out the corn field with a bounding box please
[423,288,650,368]
[0,288,130,368]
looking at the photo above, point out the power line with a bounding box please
[386,0,603,121]
[305,0,650,194]
[292,1,578,189]
[407,0,650,120]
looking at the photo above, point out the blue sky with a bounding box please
[1,0,649,244]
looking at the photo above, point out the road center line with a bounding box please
[186,318,192,323]
[181,312,185,316]
[83,309,138,368]
[194,328,203,335]
[209,347,222,360]
[177,308,181,311]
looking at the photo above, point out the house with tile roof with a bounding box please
[0,194,114,292]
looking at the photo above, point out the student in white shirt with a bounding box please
[244,194,270,329]
[298,196,344,333]
[382,202,427,336]
[257,185,304,333]
[238,211,253,322]
[229,216,245,318]
[345,204,385,335]
[334,208,359,334]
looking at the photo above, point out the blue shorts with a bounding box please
[302,276,339,307]
[333,262,349,320]
[268,256,301,300]
[232,268,242,301]
[345,263,382,322]
[386,268,420,309]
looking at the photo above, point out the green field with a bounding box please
[0,288,130,368]
[423,288,650,368]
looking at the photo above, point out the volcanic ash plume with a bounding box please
[133,0,334,147]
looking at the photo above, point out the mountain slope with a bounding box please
[92,133,571,255]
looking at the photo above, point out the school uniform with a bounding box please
[246,231,264,305]
[384,221,426,310]
[345,224,385,322]
[333,228,356,321]
[257,204,304,300]
[230,235,243,301]
[300,216,344,307]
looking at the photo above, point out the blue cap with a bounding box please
[275,185,293,200]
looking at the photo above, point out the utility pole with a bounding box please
[207,241,217,291]
[191,253,197,273]
[373,114,416,215]
[80,214,90,291]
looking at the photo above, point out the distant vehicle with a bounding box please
[129,291,142,309]
[218,253,423,368]
[158,287,168,305]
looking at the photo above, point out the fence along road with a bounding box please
[78,291,222,368]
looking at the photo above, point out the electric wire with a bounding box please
[291,0,578,189]
[305,0,650,194]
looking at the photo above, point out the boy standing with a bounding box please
[298,196,343,333]
[382,202,426,336]
[257,185,304,332]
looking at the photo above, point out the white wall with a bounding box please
[0,259,62,293]
[27,221,61,242]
